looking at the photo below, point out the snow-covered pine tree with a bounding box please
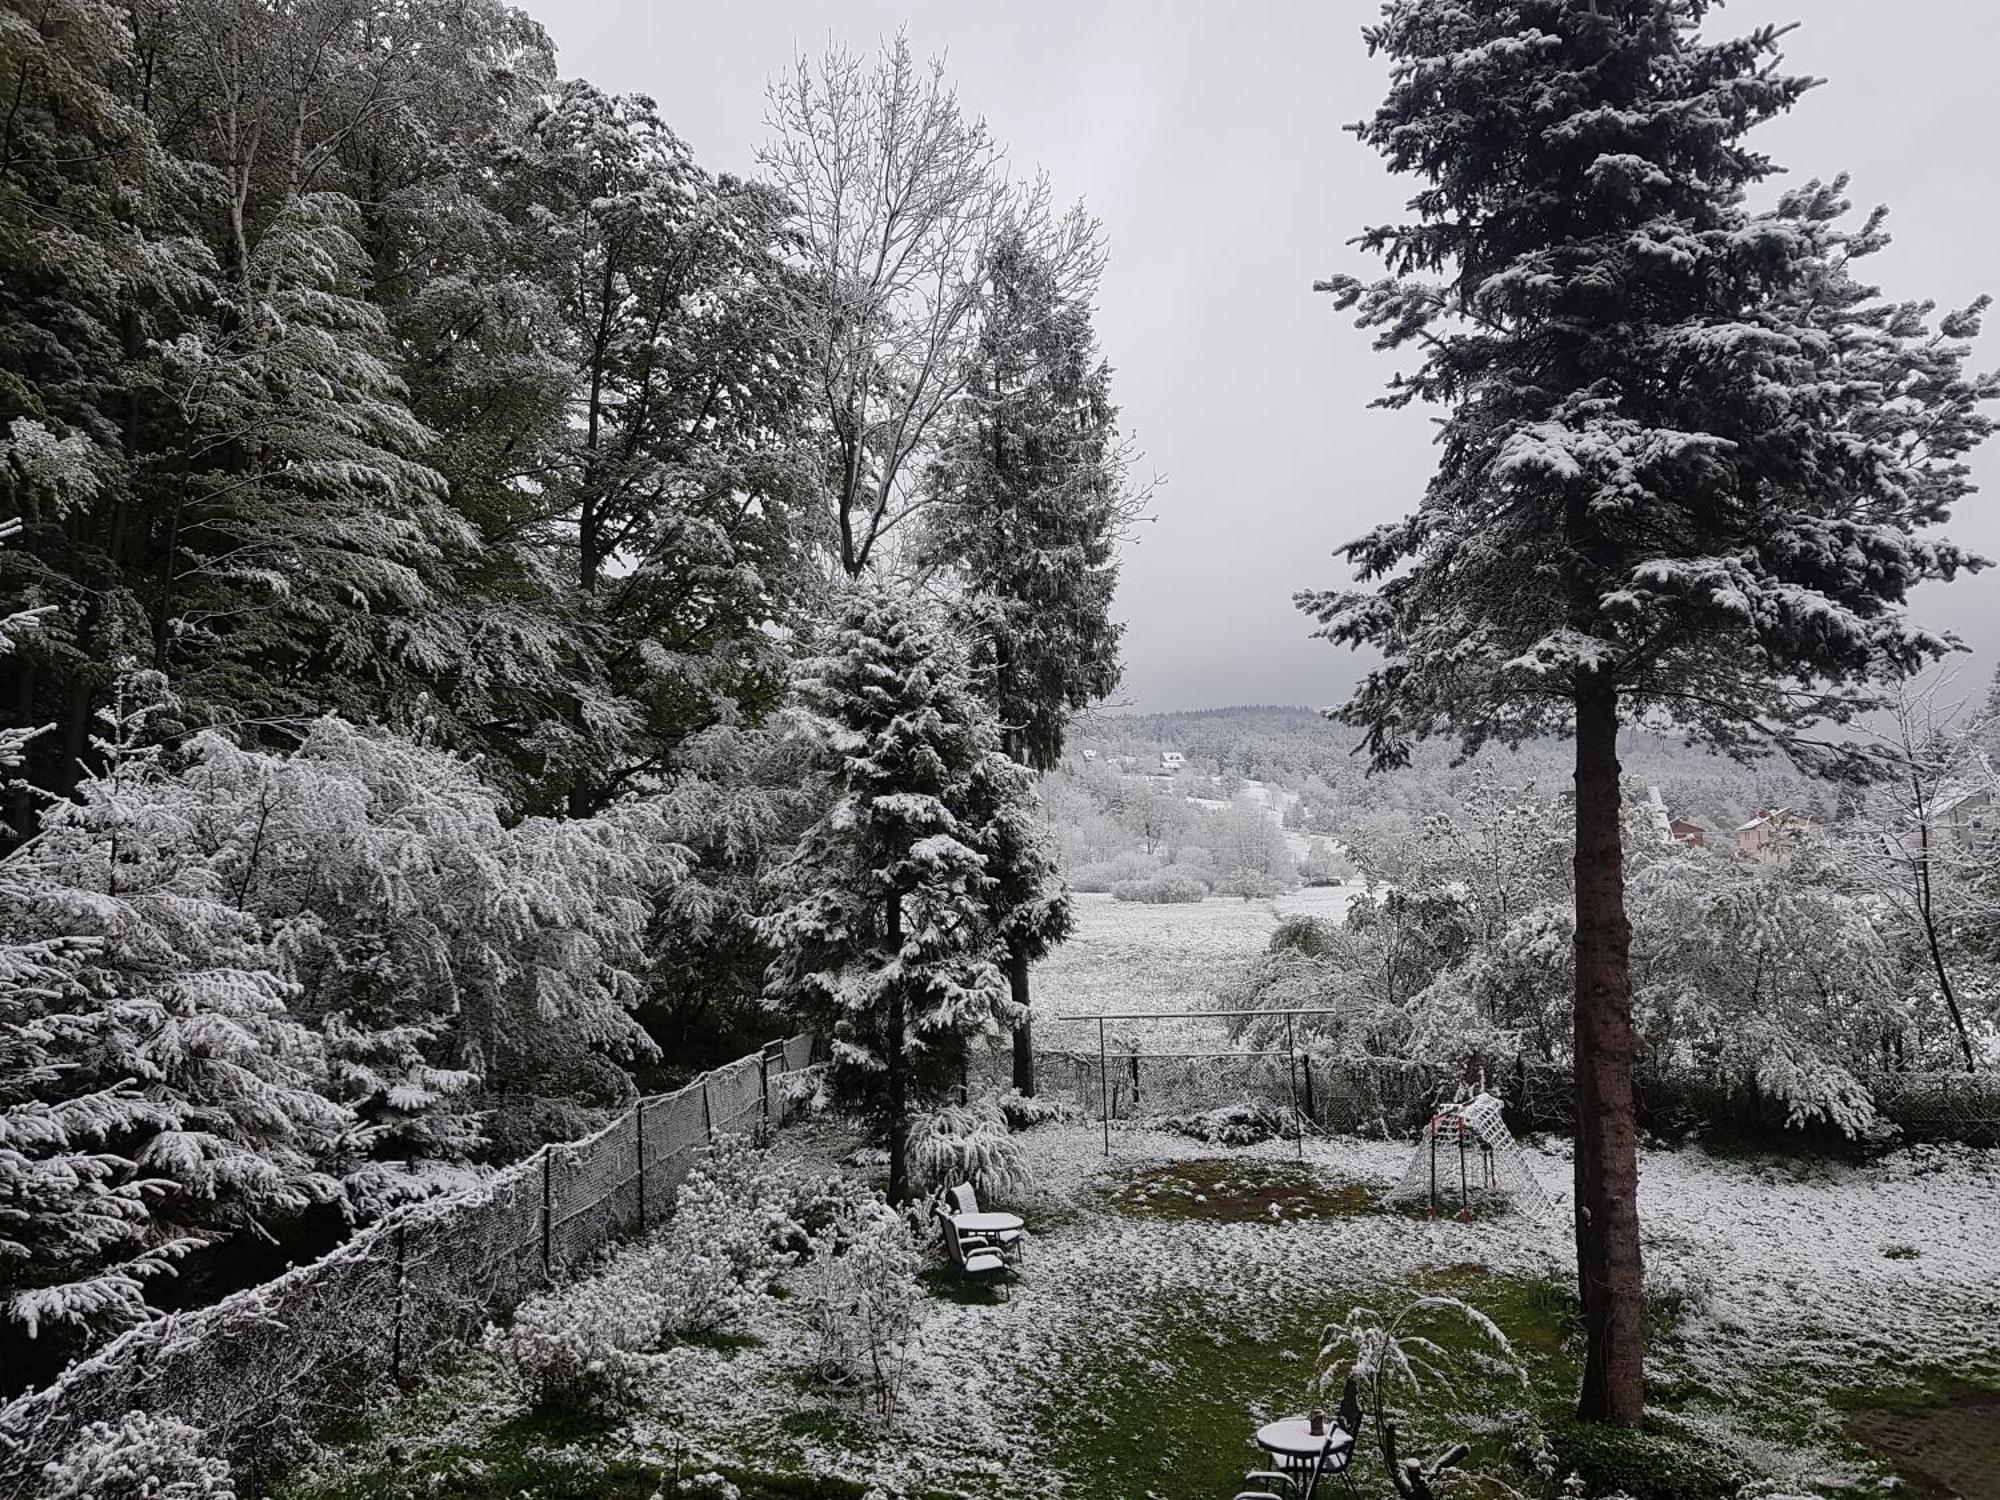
[919,217,1129,1093]
[175,718,673,1168]
[759,587,1016,1202]
[1303,2,1994,1423]
[1,674,346,1383]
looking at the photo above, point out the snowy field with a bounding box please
[1032,885,1360,1053]
[286,1120,2000,1500]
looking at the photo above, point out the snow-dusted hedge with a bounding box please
[1111,868,1209,904]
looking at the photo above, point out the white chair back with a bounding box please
[948,1182,978,1216]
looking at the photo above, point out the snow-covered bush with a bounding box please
[615,1139,876,1342]
[1066,850,1160,893]
[486,1272,662,1415]
[1160,1099,1299,1146]
[996,1088,1076,1131]
[1111,868,1207,904]
[907,1101,1035,1206]
[1212,867,1284,900]
[40,1411,236,1500]
[802,1203,922,1421]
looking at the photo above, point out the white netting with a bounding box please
[1383,1093,1555,1218]
[0,1034,816,1490]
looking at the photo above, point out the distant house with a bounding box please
[1160,751,1186,772]
[1734,808,1813,862]
[1668,818,1708,849]
[1645,787,1707,848]
[1931,775,1995,847]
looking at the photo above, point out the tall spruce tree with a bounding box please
[920,218,1126,1092]
[1303,2,1994,1422]
[759,587,1036,1202]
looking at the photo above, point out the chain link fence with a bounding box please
[0,1034,819,1490]
[1015,1043,2000,1147]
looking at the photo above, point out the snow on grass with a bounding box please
[289,1121,2000,1500]
[1033,886,1359,1054]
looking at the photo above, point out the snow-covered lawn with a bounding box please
[284,1121,2000,1500]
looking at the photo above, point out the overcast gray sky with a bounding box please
[547,0,2000,714]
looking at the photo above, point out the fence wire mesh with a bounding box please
[0,1035,816,1488]
[1024,1043,2000,1147]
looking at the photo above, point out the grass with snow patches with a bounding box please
[275,1122,1999,1500]
[1103,1156,1380,1222]
[1037,1268,1582,1500]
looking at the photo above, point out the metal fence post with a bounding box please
[702,1075,714,1144]
[539,1148,554,1279]
[635,1097,648,1231]
[760,1048,772,1139]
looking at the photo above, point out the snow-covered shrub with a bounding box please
[1212,866,1284,900]
[802,1203,922,1421]
[1320,1295,1527,1490]
[40,1411,236,1500]
[1111,869,1207,904]
[1066,851,1159,893]
[907,1101,1035,1206]
[617,1139,876,1342]
[485,1272,661,1415]
[996,1088,1076,1131]
[1160,1099,1299,1146]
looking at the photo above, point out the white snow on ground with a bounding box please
[1033,886,1359,1053]
[599,1123,1998,1499]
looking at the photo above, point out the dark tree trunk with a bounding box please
[885,888,909,1204]
[1572,676,1645,1424]
[1009,941,1035,1095]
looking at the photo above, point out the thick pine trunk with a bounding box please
[885,889,909,1205]
[1009,942,1035,1095]
[1572,678,1645,1424]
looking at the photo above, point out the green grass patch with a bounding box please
[1540,1413,1743,1500]
[1103,1157,1377,1222]
[919,1264,1015,1305]
[1036,1272,1583,1500]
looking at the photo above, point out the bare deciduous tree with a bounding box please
[760,32,1006,577]
[1849,671,1999,1072]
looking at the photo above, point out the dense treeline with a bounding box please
[0,3,1128,1385]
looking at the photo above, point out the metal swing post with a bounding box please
[1098,1016,1111,1157]
[1284,1011,1303,1161]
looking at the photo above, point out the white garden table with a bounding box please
[1253,1417,1354,1499]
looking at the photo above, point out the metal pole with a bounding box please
[1428,1114,1438,1219]
[1458,1118,1470,1220]
[540,1148,554,1279]
[635,1097,648,1231]
[1285,1013,1303,1160]
[1098,1017,1110,1157]
[702,1075,713,1144]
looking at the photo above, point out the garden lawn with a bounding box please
[279,1121,2000,1500]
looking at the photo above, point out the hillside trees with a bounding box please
[1304,1,1994,1423]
